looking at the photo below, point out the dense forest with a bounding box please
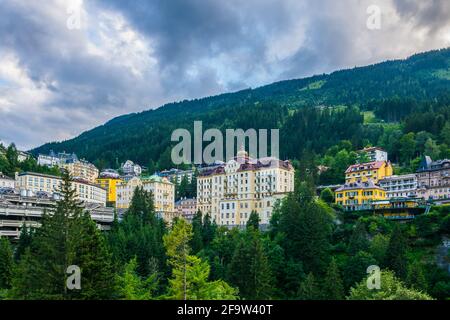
[32,48,450,172]
[1,172,448,300]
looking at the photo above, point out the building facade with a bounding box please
[0,173,15,189]
[37,151,99,183]
[116,175,176,222]
[16,172,106,205]
[0,193,113,239]
[158,168,195,184]
[197,149,294,227]
[96,176,123,206]
[416,156,450,200]
[141,175,175,217]
[61,159,99,183]
[175,197,197,222]
[358,147,388,162]
[345,160,393,184]
[379,174,417,198]
[121,160,142,176]
[335,180,387,211]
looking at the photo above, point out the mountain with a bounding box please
[33,48,450,169]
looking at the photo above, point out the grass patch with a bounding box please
[300,80,326,91]
[433,69,450,80]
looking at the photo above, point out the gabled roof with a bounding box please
[336,180,384,192]
[345,161,388,173]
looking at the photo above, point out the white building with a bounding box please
[16,172,107,205]
[17,151,31,162]
[358,147,388,163]
[197,149,295,227]
[116,175,177,223]
[121,160,142,176]
[158,168,194,184]
[379,174,418,198]
[0,172,15,189]
[37,153,60,167]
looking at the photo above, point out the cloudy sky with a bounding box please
[0,0,449,150]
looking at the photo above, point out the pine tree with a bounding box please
[406,261,428,292]
[298,273,320,300]
[228,230,274,299]
[202,213,216,247]
[163,218,192,300]
[322,258,345,300]
[67,211,115,299]
[348,221,370,254]
[246,210,260,230]
[0,237,14,289]
[14,224,33,261]
[116,257,158,300]
[164,219,237,300]
[9,171,115,299]
[384,225,408,279]
[320,188,334,203]
[191,210,203,254]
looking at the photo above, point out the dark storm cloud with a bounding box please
[393,0,450,34]
[0,0,449,149]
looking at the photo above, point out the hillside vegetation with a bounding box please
[33,48,450,174]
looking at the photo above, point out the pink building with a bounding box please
[175,197,197,222]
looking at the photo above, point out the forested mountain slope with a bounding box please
[33,48,450,169]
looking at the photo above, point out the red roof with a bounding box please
[345,161,388,174]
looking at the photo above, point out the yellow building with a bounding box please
[335,180,387,211]
[345,161,393,184]
[96,177,123,205]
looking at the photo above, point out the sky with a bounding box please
[0,0,449,150]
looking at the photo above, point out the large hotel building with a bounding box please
[197,149,294,227]
[15,172,107,205]
[116,175,176,222]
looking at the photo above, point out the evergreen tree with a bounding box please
[227,230,274,299]
[348,221,370,254]
[322,258,345,300]
[279,189,332,274]
[166,255,237,300]
[297,273,320,300]
[67,211,115,300]
[108,187,167,278]
[14,225,33,262]
[202,214,216,247]
[0,237,14,289]
[320,188,334,203]
[191,210,203,254]
[406,261,428,292]
[9,171,115,299]
[343,251,378,291]
[246,210,260,230]
[116,257,159,300]
[384,225,408,279]
[164,219,237,300]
